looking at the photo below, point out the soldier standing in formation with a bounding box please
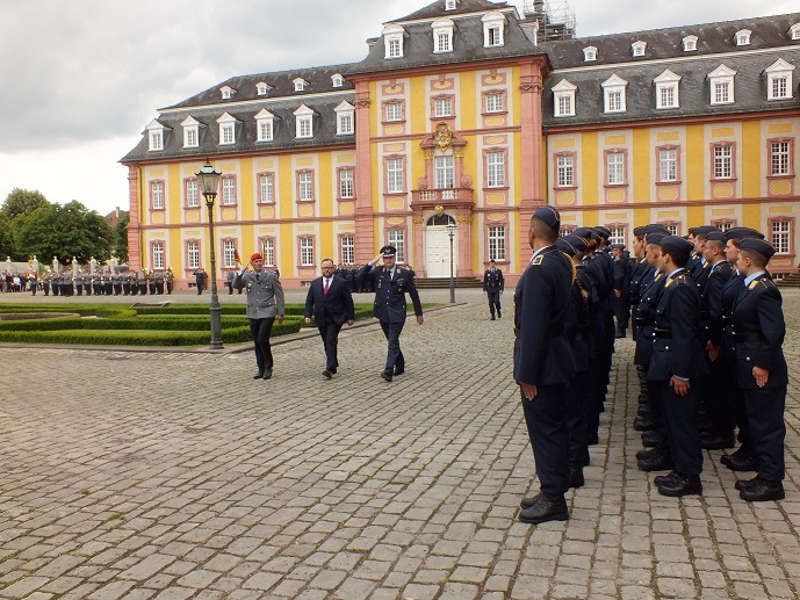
[482,259,505,320]
[166,268,174,294]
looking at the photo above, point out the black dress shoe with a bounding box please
[393,366,404,376]
[490,315,496,320]
[518,494,568,524]
[637,447,661,461]
[641,431,662,448]
[633,415,655,431]
[381,370,392,382]
[638,454,674,472]
[740,479,785,502]
[657,473,702,497]
[253,371,264,379]
[262,368,273,380]
[653,470,681,487]
[701,433,736,450]
[734,475,760,491]
[520,492,541,509]
[569,466,584,488]
[721,452,756,472]
[323,369,333,379]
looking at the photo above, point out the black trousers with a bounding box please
[249,317,275,375]
[566,371,591,467]
[743,385,786,482]
[659,380,702,476]
[318,321,343,371]
[704,356,736,437]
[380,319,405,373]
[487,290,501,316]
[521,384,569,498]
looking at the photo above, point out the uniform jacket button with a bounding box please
[746,356,750,361]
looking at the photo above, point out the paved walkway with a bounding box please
[0,290,798,599]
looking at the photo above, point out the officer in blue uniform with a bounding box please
[514,206,576,524]
[611,243,631,338]
[730,238,788,501]
[483,259,505,320]
[356,246,423,382]
[646,236,707,497]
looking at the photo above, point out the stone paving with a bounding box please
[0,289,798,599]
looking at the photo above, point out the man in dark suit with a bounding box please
[355,245,423,382]
[514,206,576,525]
[304,258,356,379]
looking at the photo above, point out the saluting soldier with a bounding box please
[355,245,423,382]
[482,259,505,320]
[730,238,788,502]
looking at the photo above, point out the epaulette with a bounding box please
[665,273,688,288]
[748,278,768,291]
[531,254,544,266]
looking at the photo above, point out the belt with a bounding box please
[732,331,760,342]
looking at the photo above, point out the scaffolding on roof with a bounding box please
[521,0,576,41]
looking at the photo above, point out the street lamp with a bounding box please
[196,161,224,350]
[447,220,457,304]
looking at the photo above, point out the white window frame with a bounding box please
[187,241,200,270]
[217,112,237,145]
[435,155,455,189]
[293,78,309,92]
[263,238,275,267]
[791,24,800,41]
[256,82,269,96]
[556,155,574,187]
[708,65,736,105]
[385,102,403,122]
[607,152,625,185]
[654,69,681,109]
[223,240,236,269]
[220,86,234,100]
[259,173,274,204]
[658,148,678,182]
[294,104,314,139]
[602,74,627,113]
[665,224,679,236]
[445,0,456,9]
[386,36,403,59]
[771,220,791,254]
[552,79,577,117]
[181,116,200,148]
[632,41,646,57]
[186,179,199,208]
[434,97,453,118]
[583,46,597,62]
[770,141,791,176]
[485,93,504,113]
[331,74,344,88]
[151,182,164,209]
[608,226,625,247]
[482,12,505,48]
[339,168,354,199]
[487,152,505,188]
[432,18,454,54]
[341,236,355,266]
[713,145,733,179]
[255,108,275,142]
[735,29,751,46]
[298,171,313,201]
[146,120,165,152]
[488,225,506,261]
[152,242,164,270]
[300,238,314,267]
[387,158,404,193]
[387,230,405,263]
[335,101,355,135]
[221,177,236,206]
[766,59,795,101]
[683,35,698,52]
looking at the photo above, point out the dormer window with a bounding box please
[432,18,454,53]
[180,116,200,148]
[583,46,597,62]
[602,74,628,113]
[791,24,800,40]
[216,113,237,145]
[735,29,751,46]
[335,101,355,135]
[632,41,646,57]
[445,0,456,9]
[482,12,505,48]
[708,64,736,105]
[331,73,344,88]
[294,104,314,139]
[765,58,795,100]
[220,86,235,100]
[254,108,275,142]
[146,120,165,151]
[683,35,698,51]
[654,69,681,109]
[383,24,405,59]
[256,82,270,96]
[552,79,577,117]
[293,78,309,92]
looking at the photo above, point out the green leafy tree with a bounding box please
[113,211,129,263]
[1,188,49,223]
[0,214,14,259]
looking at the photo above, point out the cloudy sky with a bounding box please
[0,0,796,216]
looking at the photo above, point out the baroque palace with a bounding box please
[122,0,800,288]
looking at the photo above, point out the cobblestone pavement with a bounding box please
[0,290,798,599]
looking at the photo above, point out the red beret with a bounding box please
[250,253,263,261]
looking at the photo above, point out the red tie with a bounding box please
[323,279,329,295]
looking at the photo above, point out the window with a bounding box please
[263,238,275,267]
[654,69,681,109]
[435,155,455,189]
[149,130,163,151]
[258,173,274,204]
[181,116,199,148]
[187,241,200,270]
[552,79,577,117]
[665,223,679,236]
[151,182,164,210]
[771,220,790,254]
[436,32,452,52]
[220,86,233,100]
[486,93,504,113]
[658,148,678,182]
[607,152,625,185]
[221,176,236,205]
[223,240,236,269]
[432,19,454,53]
[185,179,199,208]
[297,116,312,138]
[708,65,736,104]
[766,59,795,100]
[583,46,597,61]
[487,26,502,46]
[341,236,355,266]
[221,124,234,144]
[387,37,402,58]
[608,226,625,246]
[256,119,272,142]
[298,171,314,201]
[385,102,403,122]
[488,226,506,261]
[300,238,314,266]
[714,221,736,232]
[683,35,698,51]
[792,23,800,41]
[557,94,573,117]
[338,113,353,135]
[770,141,791,176]
[387,158,404,193]
[434,97,453,117]
[152,242,164,270]
[735,29,751,46]
[256,82,269,96]
[482,12,505,47]
[487,152,505,188]
[445,0,456,9]
[332,74,343,88]
[602,74,627,113]
[217,112,237,146]
[632,41,646,57]
[293,78,308,92]
[713,145,733,179]
[556,155,574,187]
[339,169,354,199]
[388,230,405,262]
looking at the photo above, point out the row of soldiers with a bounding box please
[39,269,175,297]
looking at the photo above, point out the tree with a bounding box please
[0,214,14,259]
[1,188,49,223]
[113,211,129,263]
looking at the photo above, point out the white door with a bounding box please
[425,226,457,278]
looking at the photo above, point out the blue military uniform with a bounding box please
[483,261,505,320]
[355,246,423,381]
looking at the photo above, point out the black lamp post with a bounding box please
[196,161,223,349]
[447,220,457,304]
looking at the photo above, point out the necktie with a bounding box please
[323,279,329,295]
